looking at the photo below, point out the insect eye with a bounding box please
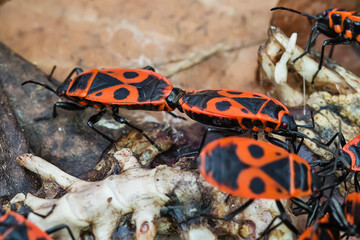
[60,89,66,96]
[281,122,288,129]
[322,10,327,17]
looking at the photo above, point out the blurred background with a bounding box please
[2,0,360,92]
[0,0,277,94]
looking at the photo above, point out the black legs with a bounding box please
[87,108,114,143]
[52,102,86,118]
[175,128,245,161]
[112,110,162,151]
[257,201,299,239]
[49,103,162,151]
[310,38,351,83]
[29,204,75,240]
[86,108,162,151]
[45,224,75,240]
[202,199,299,239]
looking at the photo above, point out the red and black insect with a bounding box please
[326,132,360,178]
[323,192,360,238]
[0,209,74,240]
[311,122,360,191]
[22,66,185,151]
[343,192,360,234]
[298,192,360,239]
[198,136,319,237]
[178,89,313,151]
[271,7,360,82]
[298,213,340,240]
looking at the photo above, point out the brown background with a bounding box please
[0,0,278,93]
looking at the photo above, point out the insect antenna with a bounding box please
[271,7,318,20]
[46,65,61,87]
[294,130,350,169]
[22,80,57,95]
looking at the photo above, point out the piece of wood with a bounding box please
[0,41,109,199]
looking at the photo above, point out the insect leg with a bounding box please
[296,107,315,129]
[46,224,75,240]
[291,197,313,215]
[19,204,75,240]
[258,201,299,239]
[293,23,321,63]
[176,128,244,161]
[264,133,290,151]
[167,111,187,120]
[52,102,86,118]
[329,197,350,230]
[312,38,351,83]
[63,67,84,82]
[222,199,254,221]
[328,45,335,59]
[112,111,162,151]
[34,102,86,121]
[46,66,83,86]
[86,108,115,143]
[46,65,61,86]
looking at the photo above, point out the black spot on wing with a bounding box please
[95,92,102,96]
[248,144,264,158]
[130,74,170,102]
[123,71,139,79]
[260,157,291,192]
[241,108,248,114]
[88,72,124,94]
[260,100,286,119]
[249,177,265,194]
[204,143,249,190]
[114,88,130,100]
[294,161,310,192]
[215,101,231,111]
[68,73,92,93]
[232,98,267,115]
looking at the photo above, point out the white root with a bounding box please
[260,26,360,99]
[11,149,201,240]
[274,32,297,85]
[16,153,82,189]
